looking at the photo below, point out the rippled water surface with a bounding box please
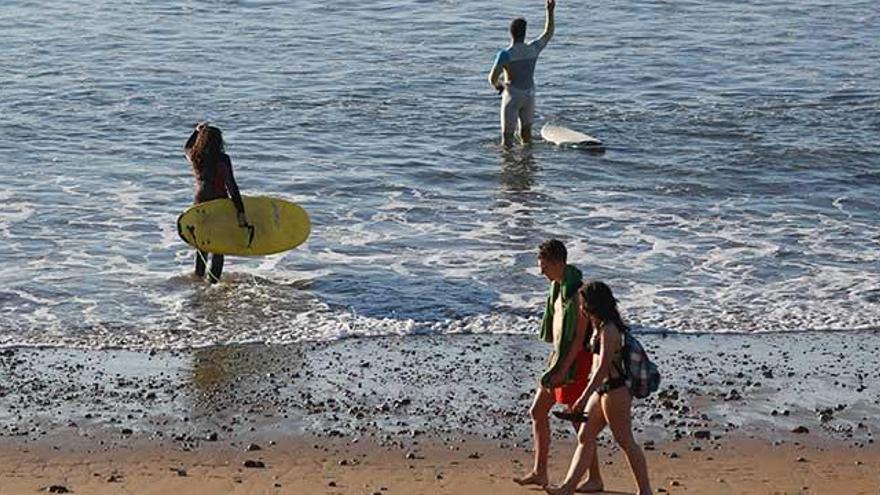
[1,0,879,347]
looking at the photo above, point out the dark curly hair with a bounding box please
[189,125,225,174]
[581,281,628,332]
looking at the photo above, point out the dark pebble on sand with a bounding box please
[246,443,261,451]
[693,430,711,439]
[817,408,835,422]
[47,486,70,493]
[792,426,810,434]
[467,452,481,459]
[243,460,265,468]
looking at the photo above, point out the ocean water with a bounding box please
[1,0,878,348]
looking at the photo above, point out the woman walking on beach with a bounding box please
[546,281,652,495]
[185,123,248,283]
[514,240,604,492]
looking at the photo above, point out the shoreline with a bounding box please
[1,332,878,493]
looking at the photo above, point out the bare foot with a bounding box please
[575,478,605,493]
[545,485,575,495]
[513,471,548,487]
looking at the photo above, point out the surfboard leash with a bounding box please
[195,249,221,283]
[186,225,220,283]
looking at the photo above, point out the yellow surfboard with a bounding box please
[177,196,311,256]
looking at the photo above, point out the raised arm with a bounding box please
[184,130,198,163]
[184,122,207,163]
[539,0,555,45]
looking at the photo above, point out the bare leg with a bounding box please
[502,132,516,148]
[561,405,604,493]
[603,388,652,495]
[545,394,607,495]
[514,387,555,487]
[576,455,604,493]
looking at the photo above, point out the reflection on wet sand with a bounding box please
[1,332,879,457]
[189,344,307,421]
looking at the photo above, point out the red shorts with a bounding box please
[553,351,593,408]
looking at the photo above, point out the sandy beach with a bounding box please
[1,434,878,494]
[1,332,878,493]
[3,0,879,493]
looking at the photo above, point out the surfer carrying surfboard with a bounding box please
[488,0,555,147]
[184,123,249,283]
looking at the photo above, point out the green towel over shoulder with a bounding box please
[539,264,583,388]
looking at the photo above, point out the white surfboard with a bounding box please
[541,124,604,149]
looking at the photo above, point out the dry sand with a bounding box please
[1,435,878,494]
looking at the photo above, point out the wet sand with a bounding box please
[1,332,879,493]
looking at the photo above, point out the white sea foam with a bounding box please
[1,0,879,348]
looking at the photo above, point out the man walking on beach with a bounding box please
[488,0,555,147]
[514,239,603,492]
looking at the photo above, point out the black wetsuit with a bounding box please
[185,131,246,282]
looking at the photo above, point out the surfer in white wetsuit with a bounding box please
[488,0,555,147]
